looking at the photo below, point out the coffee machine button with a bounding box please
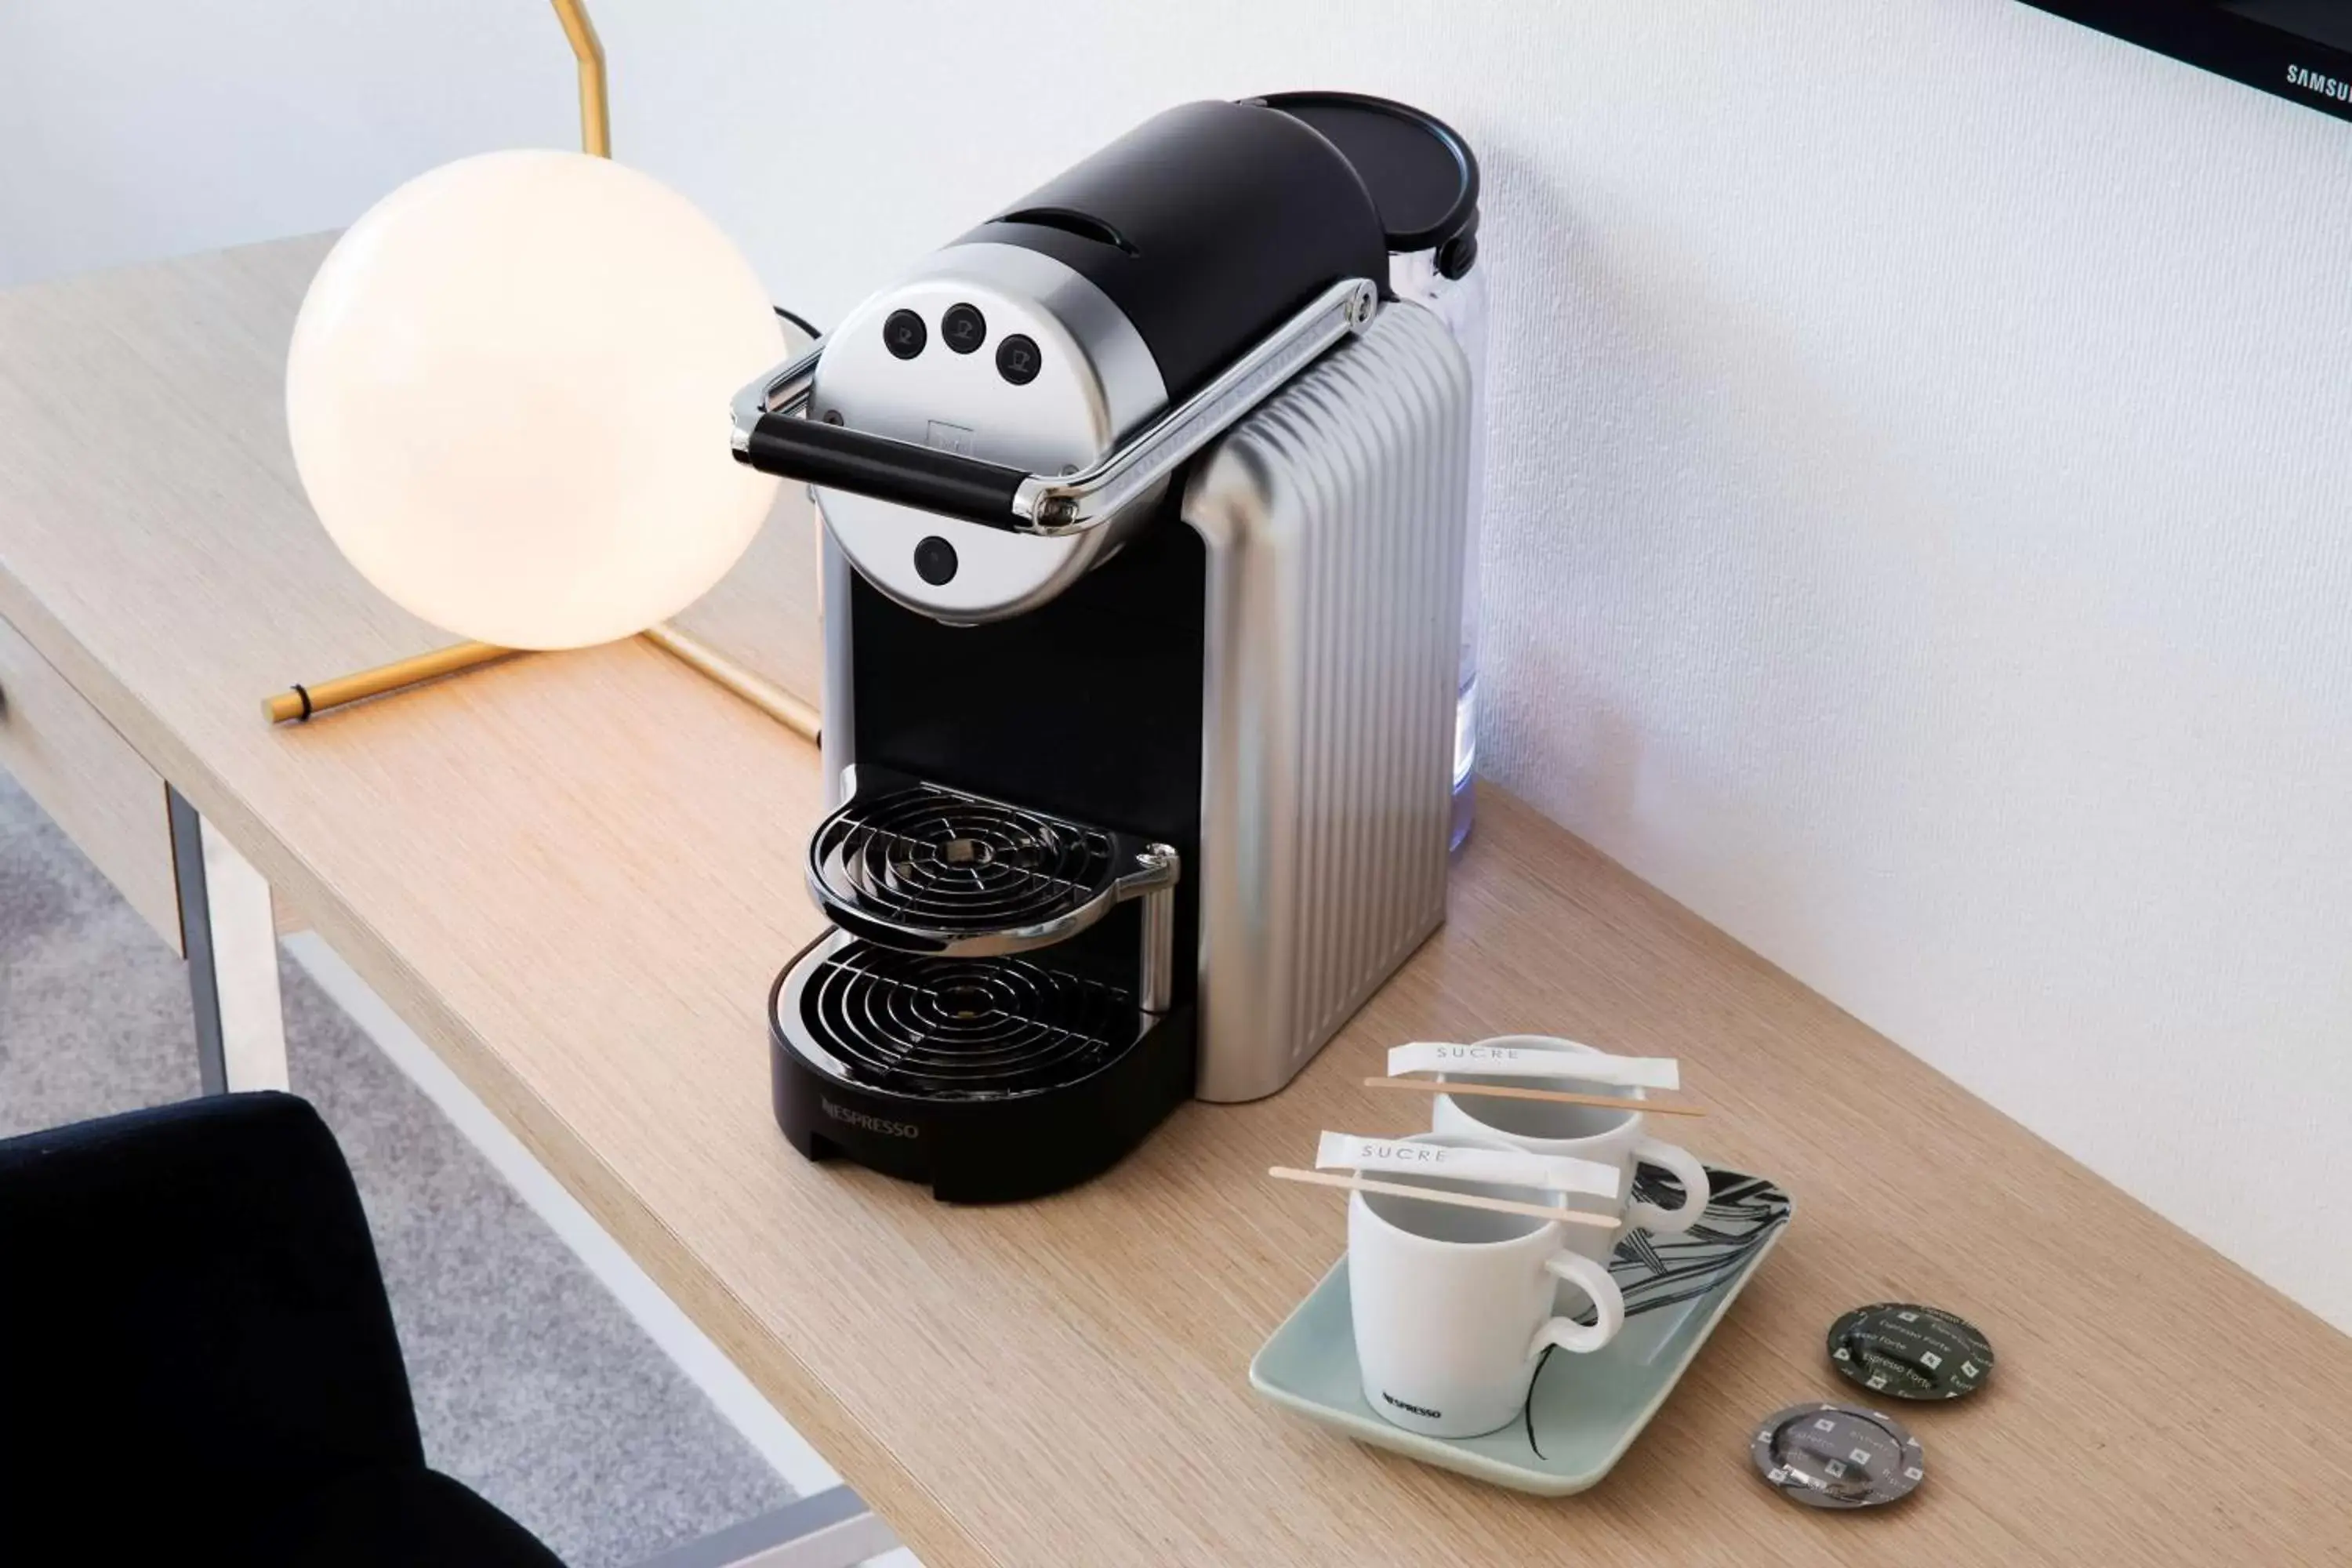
[941,303,988,354]
[995,334,1041,385]
[884,309,927,360]
[913,535,960,586]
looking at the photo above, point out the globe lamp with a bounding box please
[285,147,785,652]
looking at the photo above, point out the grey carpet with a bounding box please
[0,768,793,1566]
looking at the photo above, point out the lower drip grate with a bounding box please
[797,939,1138,1100]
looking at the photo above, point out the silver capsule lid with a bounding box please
[1751,1401,1926,1510]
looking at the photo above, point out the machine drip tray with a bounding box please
[769,930,1196,1202]
[793,938,1138,1100]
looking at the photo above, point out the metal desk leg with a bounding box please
[627,1487,898,1568]
[169,786,289,1094]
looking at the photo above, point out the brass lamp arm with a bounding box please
[549,0,610,157]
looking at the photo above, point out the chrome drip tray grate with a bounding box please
[808,764,1177,955]
[817,779,1112,932]
[793,937,1139,1100]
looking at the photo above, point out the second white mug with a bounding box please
[1430,1034,1712,1265]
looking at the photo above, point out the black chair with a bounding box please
[0,1091,565,1566]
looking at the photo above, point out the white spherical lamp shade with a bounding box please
[287,149,784,650]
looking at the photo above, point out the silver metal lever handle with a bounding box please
[730,339,824,451]
[726,277,1380,537]
[1010,276,1378,535]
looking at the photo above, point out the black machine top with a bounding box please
[1254,90,1481,276]
[957,99,1389,401]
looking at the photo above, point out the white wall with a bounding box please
[0,2,579,286]
[5,1,2347,1331]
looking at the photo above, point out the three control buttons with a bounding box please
[884,303,1037,386]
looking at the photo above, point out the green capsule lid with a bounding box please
[1829,1301,1994,1401]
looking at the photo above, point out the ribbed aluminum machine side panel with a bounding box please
[1184,302,1472,1102]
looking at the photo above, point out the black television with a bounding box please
[2022,2,2352,122]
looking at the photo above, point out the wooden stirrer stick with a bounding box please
[1364,1076,1708,1118]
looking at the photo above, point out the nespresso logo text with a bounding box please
[1381,1391,1442,1420]
[2288,65,2352,103]
[820,1099,920,1139]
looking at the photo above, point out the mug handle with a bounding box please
[1527,1251,1626,1356]
[1626,1137,1711,1236]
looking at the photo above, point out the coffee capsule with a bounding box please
[1828,1302,1994,1401]
[1751,1401,1925,1509]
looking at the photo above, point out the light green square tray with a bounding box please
[1247,1167,1791,1495]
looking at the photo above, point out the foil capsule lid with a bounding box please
[1829,1302,1994,1401]
[1751,1401,1926,1510]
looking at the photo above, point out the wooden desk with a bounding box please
[2,236,2347,1566]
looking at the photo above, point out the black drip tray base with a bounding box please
[768,930,1196,1202]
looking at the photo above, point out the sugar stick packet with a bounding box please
[1387,1040,1679,1091]
[1315,1131,1621,1200]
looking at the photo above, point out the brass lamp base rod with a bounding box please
[261,624,820,743]
[261,641,518,724]
[638,622,821,740]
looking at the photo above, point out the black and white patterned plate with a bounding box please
[1610,1167,1793,1317]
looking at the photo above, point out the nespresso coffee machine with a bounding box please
[730,95,1481,1200]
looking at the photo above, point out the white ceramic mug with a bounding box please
[1430,1035,1711,1264]
[1348,1132,1628,1439]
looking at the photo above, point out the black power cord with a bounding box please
[772,303,822,341]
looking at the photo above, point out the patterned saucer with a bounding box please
[1249,1167,1793,1495]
